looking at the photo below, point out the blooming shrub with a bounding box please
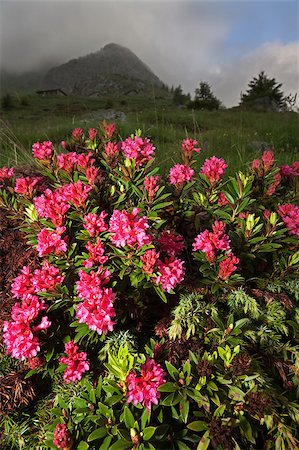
[0,124,298,450]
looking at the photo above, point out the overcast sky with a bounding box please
[0,0,298,106]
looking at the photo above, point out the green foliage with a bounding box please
[190,81,222,110]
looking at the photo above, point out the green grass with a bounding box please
[0,93,298,173]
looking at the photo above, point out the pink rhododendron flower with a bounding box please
[76,268,111,301]
[121,136,155,167]
[126,359,166,411]
[14,176,42,197]
[36,227,67,257]
[72,127,83,140]
[280,162,299,177]
[141,249,159,274]
[109,208,152,248]
[3,320,41,360]
[251,159,261,171]
[104,142,119,158]
[32,141,53,160]
[76,151,95,169]
[11,266,35,299]
[181,138,201,155]
[102,121,116,139]
[266,172,281,196]
[83,239,108,268]
[219,253,240,280]
[34,188,70,226]
[0,166,14,185]
[157,229,184,257]
[83,212,108,236]
[201,156,227,184]
[56,152,78,172]
[59,341,89,383]
[277,203,299,236]
[53,423,72,450]
[86,166,99,185]
[11,295,46,322]
[169,164,194,186]
[88,128,97,141]
[262,149,275,172]
[60,141,67,150]
[76,287,116,335]
[218,192,230,206]
[155,257,185,292]
[144,176,160,201]
[193,221,230,261]
[58,181,92,208]
[32,261,64,293]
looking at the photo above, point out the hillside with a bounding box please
[42,43,167,96]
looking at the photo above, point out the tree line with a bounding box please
[171,71,298,111]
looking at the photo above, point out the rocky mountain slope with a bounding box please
[42,43,166,96]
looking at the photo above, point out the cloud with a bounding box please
[207,41,299,107]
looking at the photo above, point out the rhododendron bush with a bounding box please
[0,123,298,450]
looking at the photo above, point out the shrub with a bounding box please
[0,126,298,449]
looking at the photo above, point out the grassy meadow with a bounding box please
[0,93,298,174]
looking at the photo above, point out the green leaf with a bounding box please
[143,426,156,441]
[87,428,107,442]
[165,361,179,380]
[99,436,112,450]
[158,382,177,393]
[197,431,211,450]
[109,439,131,450]
[123,406,135,429]
[187,421,208,432]
[77,442,89,450]
[176,441,191,450]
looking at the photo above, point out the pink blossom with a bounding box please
[262,149,275,172]
[109,208,152,248]
[59,341,89,383]
[277,203,299,236]
[251,159,261,171]
[280,162,299,177]
[157,229,184,257]
[3,320,40,360]
[193,221,230,261]
[36,227,67,257]
[155,257,185,292]
[121,136,155,167]
[266,172,281,196]
[32,261,64,293]
[11,266,35,299]
[181,138,201,155]
[169,164,194,186]
[56,152,77,172]
[83,239,108,268]
[34,188,70,226]
[60,141,67,150]
[14,176,42,197]
[141,249,159,274]
[86,166,99,185]
[58,181,92,208]
[72,128,83,140]
[11,295,46,322]
[0,166,14,185]
[88,128,98,141]
[218,192,230,206]
[102,122,116,139]
[219,253,240,280]
[76,152,95,169]
[126,359,166,411]
[76,268,111,301]
[104,142,119,158]
[76,287,116,335]
[53,423,72,450]
[32,141,53,160]
[144,176,160,201]
[83,212,108,236]
[201,156,227,184]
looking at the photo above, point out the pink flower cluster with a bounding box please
[83,239,107,268]
[126,359,166,411]
[57,151,95,172]
[193,221,230,261]
[88,127,97,141]
[15,176,43,197]
[104,142,119,159]
[266,172,281,196]
[277,203,299,236]
[34,188,70,226]
[201,156,227,185]
[36,227,67,257]
[102,121,116,139]
[181,138,201,155]
[218,192,230,206]
[72,127,83,140]
[4,261,62,360]
[157,229,184,257]
[155,257,185,292]
[169,164,194,186]
[83,212,108,236]
[76,268,116,335]
[109,208,152,248]
[141,249,160,274]
[280,161,299,178]
[121,136,155,167]
[219,253,240,280]
[53,423,72,450]
[0,166,14,186]
[32,141,53,160]
[251,149,275,175]
[59,341,89,383]
[58,181,92,208]
[144,176,160,201]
